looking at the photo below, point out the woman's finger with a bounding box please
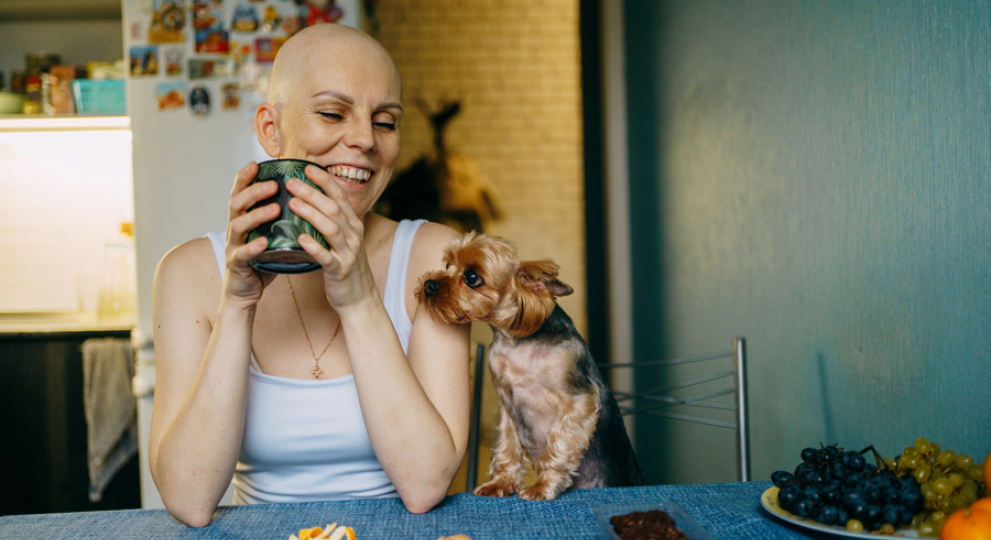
[303,165,363,227]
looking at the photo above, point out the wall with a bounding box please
[372,0,587,335]
[625,0,991,485]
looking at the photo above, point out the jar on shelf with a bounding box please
[97,222,137,324]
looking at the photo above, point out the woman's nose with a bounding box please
[344,118,376,151]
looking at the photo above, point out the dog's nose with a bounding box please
[423,279,440,298]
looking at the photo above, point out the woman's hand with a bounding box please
[285,165,377,312]
[224,162,280,307]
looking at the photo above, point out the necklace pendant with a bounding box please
[311,365,323,379]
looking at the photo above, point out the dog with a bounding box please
[415,232,645,501]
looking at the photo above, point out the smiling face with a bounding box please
[257,24,403,218]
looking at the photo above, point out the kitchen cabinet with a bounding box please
[0,325,140,516]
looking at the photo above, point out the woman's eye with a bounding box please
[318,112,343,120]
[464,269,483,288]
[374,121,396,131]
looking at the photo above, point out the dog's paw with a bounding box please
[472,479,518,498]
[518,484,560,501]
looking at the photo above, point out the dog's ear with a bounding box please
[517,260,574,298]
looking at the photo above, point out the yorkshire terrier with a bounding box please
[415,232,645,501]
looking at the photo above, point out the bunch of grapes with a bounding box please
[771,444,924,534]
[888,437,986,537]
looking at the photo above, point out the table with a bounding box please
[0,481,829,539]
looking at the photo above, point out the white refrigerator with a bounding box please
[122,0,363,508]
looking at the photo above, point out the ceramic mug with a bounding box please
[247,159,329,274]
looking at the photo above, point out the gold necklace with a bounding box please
[286,275,342,379]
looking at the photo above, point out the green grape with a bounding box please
[883,457,896,470]
[931,511,947,526]
[932,469,947,481]
[955,454,973,470]
[969,466,984,482]
[962,479,979,497]
[918,520,939,538]
[845,519,864,533]
[904,447,920,459]
[937,450,956,467]
[950,493,969,512]
[933,478,954,495]
[903,456,921,469]
[930,442,941,455]
[937,495,953,512]
[912,513,925,529]
[915,463,933,483]
[921,482,938,501]
[949,472,965,487]
[917,437,931,452]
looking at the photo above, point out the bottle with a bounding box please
[97,222,137,324]
[22,74,41,114]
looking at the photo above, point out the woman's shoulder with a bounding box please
[409,222,461,272]
[155,236,223,291]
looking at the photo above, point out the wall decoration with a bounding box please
[129,45,160,76]
[262,6,283,32]
[164,47,184,76]
[222,83,241,110]
[130,21,144,41]
[255,36,287,64]
[192,0,225,31]
[282,15,303,36]
[196,29,230,53]
[148,0,186,44]
[189,58,236,80]
[189,85,211,117]
[155,81,186,110]
[232,3,261,32]
[230,41,253,71]
[303,0,344,26]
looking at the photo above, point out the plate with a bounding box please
[761,486,919,538]
[593,502,716,540]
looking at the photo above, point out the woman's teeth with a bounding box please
[329,165,372,184]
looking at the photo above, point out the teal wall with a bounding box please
[625,0,991,485]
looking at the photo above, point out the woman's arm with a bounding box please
[349,224,471,513]
[149,163,280,527]
[287,169,470,513]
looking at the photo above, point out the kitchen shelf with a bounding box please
[0,115,129,132]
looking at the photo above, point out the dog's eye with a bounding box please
[464,269,483,289]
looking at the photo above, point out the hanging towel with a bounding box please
[82,337,138,502]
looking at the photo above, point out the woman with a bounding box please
[149,24,471,527]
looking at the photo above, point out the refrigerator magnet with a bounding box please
[189,58,235,80]
[189,85,211,117]
[196,29,230,53]
[129,46,160,77]
[222,83,241,111]
[262,6,282,32]
[255,37,287,64]
[164,47,184,76]
[232,3,260,33]
[148,0,186,44]
[155,81,186,110]
[193,0,225,31]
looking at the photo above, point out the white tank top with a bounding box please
[204,219,425,504]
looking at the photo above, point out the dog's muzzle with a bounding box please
[423,279,440,298]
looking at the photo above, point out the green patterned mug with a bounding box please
[247,159,330,274]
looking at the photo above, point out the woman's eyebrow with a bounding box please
[311,90,403,113]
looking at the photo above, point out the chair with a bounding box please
[466,343,487,492]
[463,338,750,490]
[598,337,750,481]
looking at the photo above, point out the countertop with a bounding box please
[0,311,133,339]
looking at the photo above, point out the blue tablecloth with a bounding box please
[0,481,826,539]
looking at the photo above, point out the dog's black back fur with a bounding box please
[515,305,646,488]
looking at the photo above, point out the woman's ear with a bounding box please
[255,102,282,158]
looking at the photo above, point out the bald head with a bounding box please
[268,24,401,108]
